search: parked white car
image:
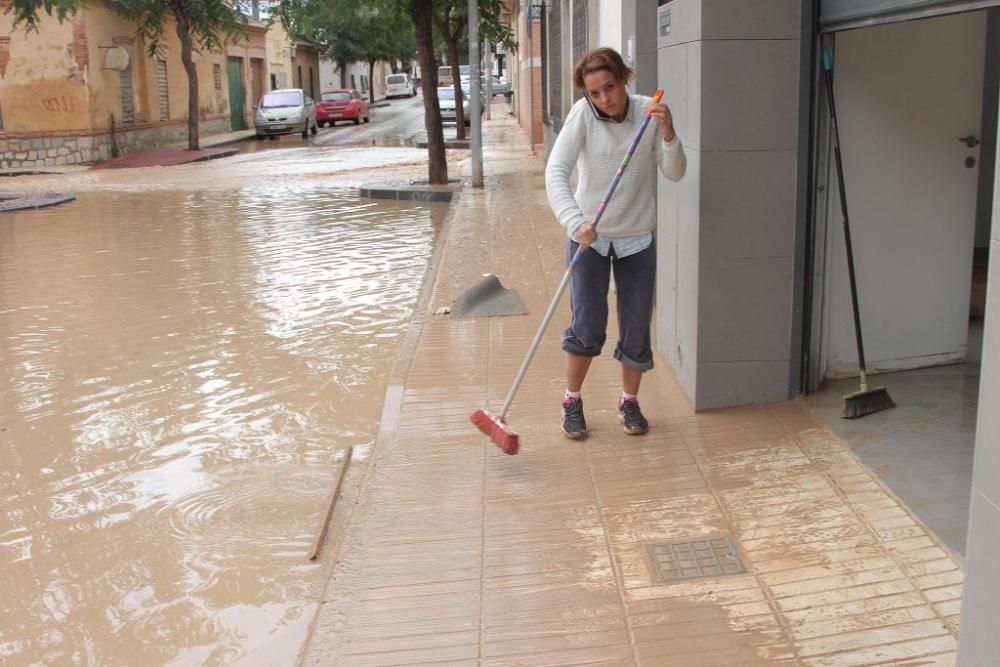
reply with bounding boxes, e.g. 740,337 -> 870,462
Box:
385,73 -> 416,98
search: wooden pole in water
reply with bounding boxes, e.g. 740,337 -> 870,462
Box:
308,446 -> 353,561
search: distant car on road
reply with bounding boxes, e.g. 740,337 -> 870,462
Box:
385,73 -> 417,98
317,89 -> 371,127
481,76 -> 510,96
254,88 -> 318,139
437,86 -> 482,126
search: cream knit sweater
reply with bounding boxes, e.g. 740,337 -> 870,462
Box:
545,94 -> 686,241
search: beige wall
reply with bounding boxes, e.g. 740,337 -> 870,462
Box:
226,23 -> 267,126
292,43 -> 321,99
265,20 -> 292,90
0,13 -> 91,133
0,0 -> 233,137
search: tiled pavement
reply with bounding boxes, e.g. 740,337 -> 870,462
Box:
299,115 -> 963,666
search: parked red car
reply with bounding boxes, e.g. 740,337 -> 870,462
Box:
316,89 -> 371,127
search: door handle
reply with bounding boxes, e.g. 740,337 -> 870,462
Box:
959,135 -> 981,148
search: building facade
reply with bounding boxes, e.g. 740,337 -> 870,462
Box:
0,1 -> 319,167
318,59 -> 392,101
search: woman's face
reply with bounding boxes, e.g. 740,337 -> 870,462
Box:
583,69 -> 627,121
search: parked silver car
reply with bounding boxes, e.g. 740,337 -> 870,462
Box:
254,88 -> 318,139
437,86 -> 483,126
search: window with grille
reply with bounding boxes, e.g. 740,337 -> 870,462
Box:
546,1 -> 563,127
156,59 -> 169,120
572,0 -> 588,102
297,65 -> 303,89
119,66 -> 135,124
214,63 -> 222,90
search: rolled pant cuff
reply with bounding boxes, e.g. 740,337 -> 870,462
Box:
614,347 -> 654,371
562,339 -> 603,358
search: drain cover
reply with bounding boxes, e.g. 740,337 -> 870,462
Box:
644,535 -> 745,583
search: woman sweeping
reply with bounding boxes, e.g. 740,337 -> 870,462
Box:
545,47 -> 686,440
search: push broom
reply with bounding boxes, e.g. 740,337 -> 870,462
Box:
822,50 -> 894,419
471,89 -> 665,454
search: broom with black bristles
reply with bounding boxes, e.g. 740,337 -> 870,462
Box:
471,90 -> 666,453
822,49 -> 894,419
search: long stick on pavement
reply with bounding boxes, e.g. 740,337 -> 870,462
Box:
308,445 -> 353,561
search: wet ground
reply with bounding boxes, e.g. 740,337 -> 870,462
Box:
0,139 -> 452,664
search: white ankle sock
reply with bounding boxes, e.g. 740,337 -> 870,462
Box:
621,391 -> 638,403
565,390 -> 582,400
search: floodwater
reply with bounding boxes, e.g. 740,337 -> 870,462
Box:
0,186 -> 446,665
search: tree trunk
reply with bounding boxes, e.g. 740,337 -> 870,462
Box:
175,9 -> 200,151
447,40 -> 466,140
411,0 -> 447,184
368,60 -> 376,104
339,60 -> 348,89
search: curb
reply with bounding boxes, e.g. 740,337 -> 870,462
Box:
90,147 -> 240,170
415,140 -> 470,149
359,181 -> 461,203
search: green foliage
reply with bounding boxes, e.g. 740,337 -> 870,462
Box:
5,0 -> 248,54
108,0 -> 248,57
277,0 -> 415,67
4,0 -> 83,32
479,0 -> 515,52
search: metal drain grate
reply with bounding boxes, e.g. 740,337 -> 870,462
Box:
644,535 -> 745,583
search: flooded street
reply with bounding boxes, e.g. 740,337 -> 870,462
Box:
0,148 -> 449,664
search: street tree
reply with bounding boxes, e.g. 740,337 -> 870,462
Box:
436,0 -> 467,139
276,0 -> 364,88
357,1 -> 416,104
6,0 -> 248,151
278,0 -> 415,104
277,0 -> 447,184
436,0 -> 515,140
410,0 -> 447,184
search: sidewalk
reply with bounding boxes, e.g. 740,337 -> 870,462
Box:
89,129 -> 255,169
298,114 -> 963,666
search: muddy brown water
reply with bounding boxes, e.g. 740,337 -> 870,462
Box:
0,187 -> 447,665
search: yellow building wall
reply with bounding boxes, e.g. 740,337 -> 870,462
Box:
265,21 -> 294,91
0,0 -> 237,136
226,23 -> 268,128
0,13 -> 91,133
292,44 -> 321,99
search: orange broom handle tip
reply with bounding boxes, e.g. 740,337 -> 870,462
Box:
647,89 -> 664,111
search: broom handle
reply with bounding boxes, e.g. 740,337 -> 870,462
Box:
822,50 -> 870,389
499,90 -> 664,419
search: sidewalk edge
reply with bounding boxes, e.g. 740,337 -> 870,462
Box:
294,186 -> 466,664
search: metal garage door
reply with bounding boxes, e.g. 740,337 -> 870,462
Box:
821,0 -> 1000,31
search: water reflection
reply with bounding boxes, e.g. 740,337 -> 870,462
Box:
0,187 -> 445,664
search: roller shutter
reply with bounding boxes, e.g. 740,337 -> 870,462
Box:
821,0 -> 1000,31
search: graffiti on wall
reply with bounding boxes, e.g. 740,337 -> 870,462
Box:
41,96 -> 76,113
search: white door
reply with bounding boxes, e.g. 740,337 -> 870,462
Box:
821,11 -> 986,378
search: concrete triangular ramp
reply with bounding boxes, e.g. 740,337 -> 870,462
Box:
450,272 -> 528,318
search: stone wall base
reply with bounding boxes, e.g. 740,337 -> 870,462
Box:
0,119 -> 232,168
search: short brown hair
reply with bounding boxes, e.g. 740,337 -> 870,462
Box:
573,47 -> 634,91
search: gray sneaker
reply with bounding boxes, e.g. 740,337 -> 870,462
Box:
618,398 -> 649,435
561,397 -> 588,440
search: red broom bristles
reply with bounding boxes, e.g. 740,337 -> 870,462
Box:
470,409 -> 519,455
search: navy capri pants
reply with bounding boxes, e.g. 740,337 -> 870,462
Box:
562,239 -> 656,370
